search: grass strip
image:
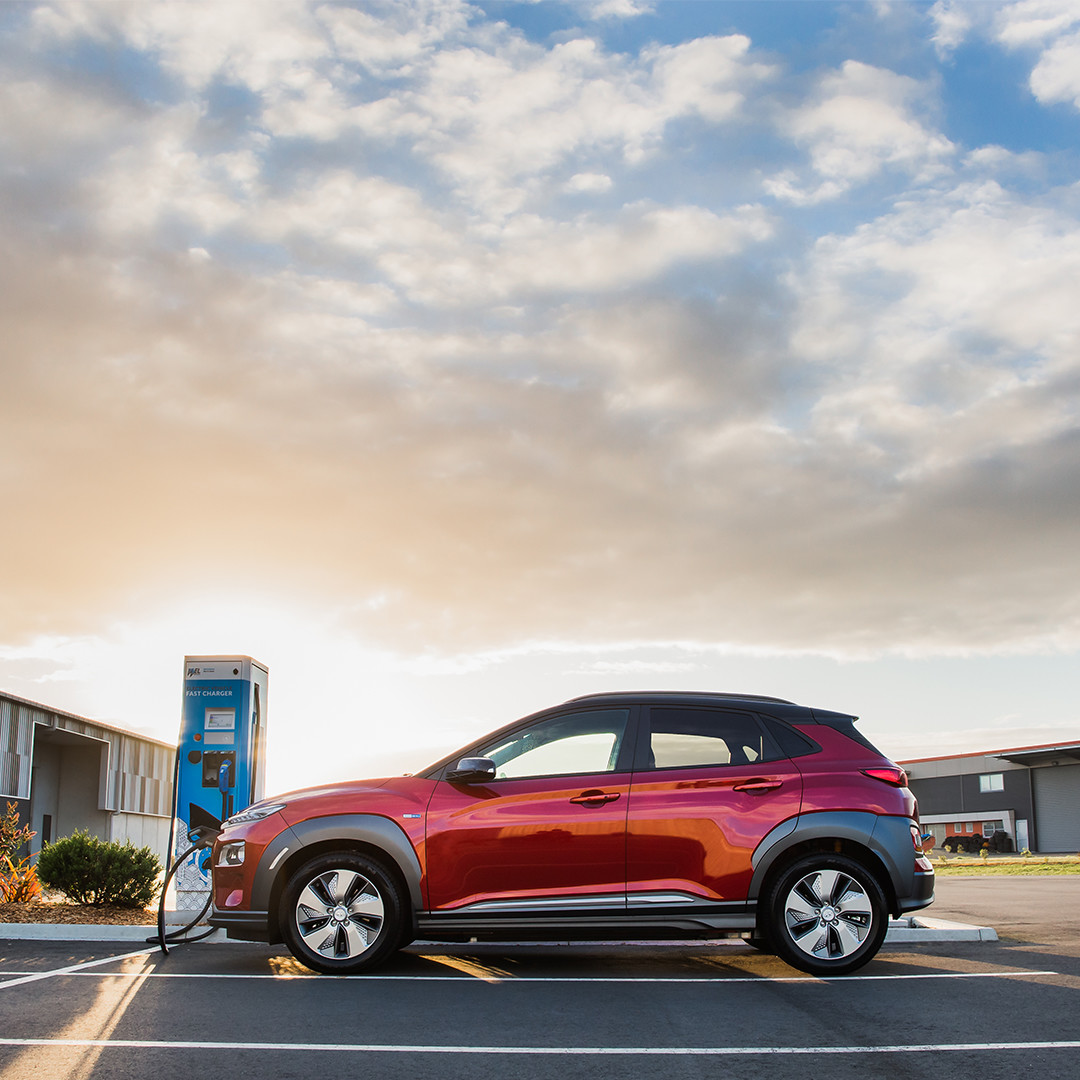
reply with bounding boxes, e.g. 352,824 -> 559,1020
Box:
932,861 -> 1080,875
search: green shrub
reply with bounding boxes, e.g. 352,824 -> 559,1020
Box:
36,831 -> 162,908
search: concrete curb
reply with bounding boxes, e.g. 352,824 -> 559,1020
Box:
0,922 -> 227,943
886,916 -> 998,942
1,918 -> 997,944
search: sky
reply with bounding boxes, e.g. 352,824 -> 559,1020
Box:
2,0 -> 1079,795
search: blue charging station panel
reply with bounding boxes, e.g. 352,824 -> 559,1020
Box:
172,655 -> 268,908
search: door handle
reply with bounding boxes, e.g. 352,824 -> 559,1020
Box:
732,779 -> 783,794
569,790 -> 621,806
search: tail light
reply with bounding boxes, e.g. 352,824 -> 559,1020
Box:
861,767 -> 908,787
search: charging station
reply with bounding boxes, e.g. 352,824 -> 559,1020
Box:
171,655 -> 268,910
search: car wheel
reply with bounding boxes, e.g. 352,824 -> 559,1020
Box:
765,854 -> 888,976
280,852 -> 404,974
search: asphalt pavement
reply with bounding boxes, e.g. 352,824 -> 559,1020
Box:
1,875 -> 1078,1080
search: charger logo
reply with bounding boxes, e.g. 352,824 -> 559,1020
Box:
187,667 -> 201,677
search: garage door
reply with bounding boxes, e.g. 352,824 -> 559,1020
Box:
1033,764 -> 1080,852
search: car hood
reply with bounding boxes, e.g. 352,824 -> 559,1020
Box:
269,777 -> 394,804
270,774 -> 435,826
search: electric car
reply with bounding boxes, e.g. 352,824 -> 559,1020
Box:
209,691 -> 934,976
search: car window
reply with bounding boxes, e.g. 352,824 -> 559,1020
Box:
479,708 -> 630,780
646,708 -> 778,769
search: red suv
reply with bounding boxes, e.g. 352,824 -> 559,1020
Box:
209,692 -> 934,976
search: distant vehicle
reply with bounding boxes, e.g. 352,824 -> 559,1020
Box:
210,691 -> 934,976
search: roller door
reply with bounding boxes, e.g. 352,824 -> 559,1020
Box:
1032,764 -> 1080,852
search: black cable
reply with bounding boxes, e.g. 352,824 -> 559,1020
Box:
149,837 -> 218,953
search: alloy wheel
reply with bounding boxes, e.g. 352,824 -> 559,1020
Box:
782,868 -> 873,961
294,868 -> 385,961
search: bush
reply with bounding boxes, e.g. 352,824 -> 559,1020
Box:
0,801 -> 34,862
36,831 -> 162,908
0,803 -> 41,903
1,854 -> 42,902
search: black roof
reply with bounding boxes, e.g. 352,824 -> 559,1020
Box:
566,690 -> 795,706
562,690 -> 846,725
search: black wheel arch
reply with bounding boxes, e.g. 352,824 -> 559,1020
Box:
750,813 -> 902,923
253,814 -> 423,944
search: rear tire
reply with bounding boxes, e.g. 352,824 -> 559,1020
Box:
280,852 -> 404,974
765,854 -> 888,976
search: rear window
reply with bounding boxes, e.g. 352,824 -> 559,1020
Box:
759,715 -> 820,759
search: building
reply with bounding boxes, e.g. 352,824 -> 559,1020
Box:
0,689 -> 175,861
903,740 -> 1080,854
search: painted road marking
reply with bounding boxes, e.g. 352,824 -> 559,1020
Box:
0,1038 -> 1079,1055
0,969 -> 1056,983
0,949 -> 155,991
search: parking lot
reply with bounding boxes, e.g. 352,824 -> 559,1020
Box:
2,877 -> 1079,1080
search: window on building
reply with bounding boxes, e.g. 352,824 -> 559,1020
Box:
983,820 -> 1004,835
979,772 -> 1004,793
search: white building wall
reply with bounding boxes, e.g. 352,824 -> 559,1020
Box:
108,812 -> 172,861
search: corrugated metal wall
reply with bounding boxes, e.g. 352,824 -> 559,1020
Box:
105,733 -> 173,816
1032,764 -> 1080,852
0,692 -> 173,816
1,697 -> 34,800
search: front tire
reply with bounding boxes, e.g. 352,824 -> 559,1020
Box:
765,854 -> 888,976
280,852 -> 404,974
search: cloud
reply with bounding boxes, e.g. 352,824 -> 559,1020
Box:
395,32 -> 772,213
773,177 -> 1080,650
30,1 -> 775,224
579,0 -> 656,19
926,2 -> 1080,115
1026,28 -> 1080,108
936,0 -> 1080,113
929,1 -> 977,56
378,202 -> 774,304
993,1 -> 1080,111
2,0 -> 1080,675
564,172 -> 614,194
994,0 -> 1080,48
33,0 -> 334,91
766,61 -> 954,203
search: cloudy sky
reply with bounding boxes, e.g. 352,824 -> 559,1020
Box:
2,0 -> 1079,793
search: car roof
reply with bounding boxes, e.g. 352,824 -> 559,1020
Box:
561,690 -> 826,725
565,690 -> 795,706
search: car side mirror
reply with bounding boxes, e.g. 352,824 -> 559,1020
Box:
446,756 -> 497,783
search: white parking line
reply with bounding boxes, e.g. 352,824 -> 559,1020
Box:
0,1038 -> 1079,1055
0,949 -> 155,991
0,969 -> 1056,983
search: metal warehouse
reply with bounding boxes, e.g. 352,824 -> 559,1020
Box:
903,740 -> 1080,854
0,689 -> 174,860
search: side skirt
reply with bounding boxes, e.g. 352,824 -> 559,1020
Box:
416,903 -> 758,943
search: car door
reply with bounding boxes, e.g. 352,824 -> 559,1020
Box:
425,706 -> 635,912
626,706 -> 803,904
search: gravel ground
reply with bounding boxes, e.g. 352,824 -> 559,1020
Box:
0,895 -> 157,924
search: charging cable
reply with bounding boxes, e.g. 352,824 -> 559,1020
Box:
149,826 -> 221,955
